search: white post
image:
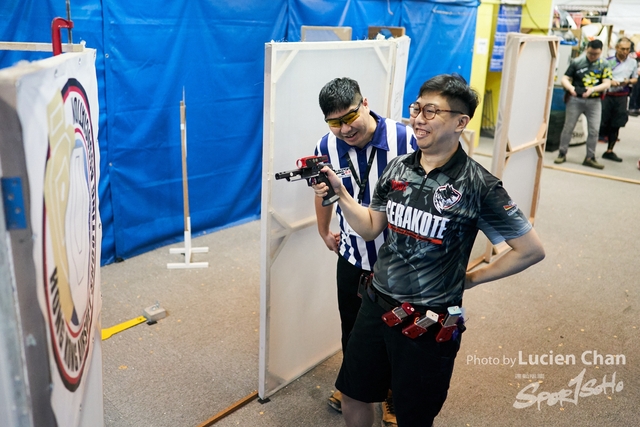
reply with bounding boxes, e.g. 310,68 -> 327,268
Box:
167,90 -> 208,269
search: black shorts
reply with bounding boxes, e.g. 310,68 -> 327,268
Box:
336,291 -> 461,427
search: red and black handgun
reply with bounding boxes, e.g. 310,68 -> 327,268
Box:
275,155 -> 339,206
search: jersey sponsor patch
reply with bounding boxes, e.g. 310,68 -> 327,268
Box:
386,200 -> 449,244
334,167 -> 352,178
503,200 -> 519,216
391,179 -> 409,192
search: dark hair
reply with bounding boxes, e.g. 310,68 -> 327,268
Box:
319,77 -> 362,117
417,74 -> 479,119
587,39 -> 603,50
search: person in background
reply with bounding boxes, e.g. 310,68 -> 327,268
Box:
599,37 -> 638,162
314,77 -> 416,427
314,74 -> 545,427
627,41 -> 640,117
555,39 -> 612,169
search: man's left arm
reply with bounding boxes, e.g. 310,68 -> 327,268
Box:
465,228 -> 545,290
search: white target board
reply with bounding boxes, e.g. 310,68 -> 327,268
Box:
260,37 -> 410,398
0,49 -> 103,427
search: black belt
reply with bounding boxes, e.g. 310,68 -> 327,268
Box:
358,273 -> 458,316
361,280 -> 397,311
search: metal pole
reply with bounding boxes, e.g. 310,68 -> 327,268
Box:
66,0 -> 73,43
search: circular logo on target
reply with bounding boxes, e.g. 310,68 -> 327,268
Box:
43,78 -> 98,391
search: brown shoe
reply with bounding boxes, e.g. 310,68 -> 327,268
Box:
554,154 -> 566,164
328,390 -> 342,413
381,390 -> 397,427
582,157 -> 604,170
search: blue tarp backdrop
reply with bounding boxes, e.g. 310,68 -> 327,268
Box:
0,0 -> 479,265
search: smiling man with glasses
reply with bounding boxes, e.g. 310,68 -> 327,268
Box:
312,74 -> 545,427
314,77 -> 416,425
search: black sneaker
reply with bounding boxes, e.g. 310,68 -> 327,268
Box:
554,154 -> 566,164
582,157 -> 604,169
602,151 -> 622,162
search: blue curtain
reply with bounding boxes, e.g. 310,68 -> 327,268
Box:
0,0 -> 478,264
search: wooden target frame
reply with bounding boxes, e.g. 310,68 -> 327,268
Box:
469,33 -> 558,269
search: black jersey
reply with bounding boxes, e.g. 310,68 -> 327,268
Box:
370,144 -> 532,307
565,55 -> 612,97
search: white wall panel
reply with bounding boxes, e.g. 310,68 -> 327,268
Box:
260,38 -> 410,398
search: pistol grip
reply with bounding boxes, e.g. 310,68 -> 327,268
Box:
317,172 -> 339,206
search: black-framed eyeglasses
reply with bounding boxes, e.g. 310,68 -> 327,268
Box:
325,100 -> 362,127
408,102 -> 464,120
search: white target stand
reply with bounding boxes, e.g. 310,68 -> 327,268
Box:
167,90 -> 209,269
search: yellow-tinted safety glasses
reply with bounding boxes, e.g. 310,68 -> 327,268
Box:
325,101 -> 362,128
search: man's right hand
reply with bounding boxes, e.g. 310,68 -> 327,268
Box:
320,230 -> 340,253
313,166 -> 342,199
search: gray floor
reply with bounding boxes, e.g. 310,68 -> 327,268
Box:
101,115 -> 640,427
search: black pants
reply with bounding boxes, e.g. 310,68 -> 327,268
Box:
336,256 -> 369,352
599,95 -> 629,150
629,83 -> 640,110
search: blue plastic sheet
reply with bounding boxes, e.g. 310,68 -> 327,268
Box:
401,1 -> 478,107
1,0 -> 478,264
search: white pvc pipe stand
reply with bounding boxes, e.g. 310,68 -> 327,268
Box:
167,217 -> 208,269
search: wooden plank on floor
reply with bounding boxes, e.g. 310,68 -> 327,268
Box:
196,391 -> 259,427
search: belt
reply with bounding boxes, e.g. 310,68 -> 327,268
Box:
363,282 -> 397,311
358,273 -> 457,316
606,91 -> 629,97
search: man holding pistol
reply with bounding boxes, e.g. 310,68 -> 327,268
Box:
314,77 -> 416,423
314,74 -> 545,427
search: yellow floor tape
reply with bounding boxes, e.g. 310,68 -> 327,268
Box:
101,315 -> 147,340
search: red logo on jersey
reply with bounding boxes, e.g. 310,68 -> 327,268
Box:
391,180 -> 409,192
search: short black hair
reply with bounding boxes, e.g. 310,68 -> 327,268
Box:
417,74 -> 479,119
319,77 -> 362,117
587,39 -> 603,50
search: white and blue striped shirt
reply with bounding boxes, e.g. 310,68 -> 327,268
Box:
314,111 -> 416,271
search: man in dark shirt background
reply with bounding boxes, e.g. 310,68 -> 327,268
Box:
555,39 -> 612,169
